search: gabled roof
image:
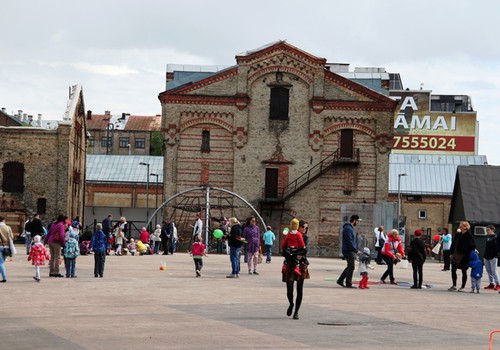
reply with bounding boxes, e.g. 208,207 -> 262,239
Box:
87,114 -> 160,131
124,116 -> 161,131
160,40 -> 397,109
449,165 -> 500,224
0,109 -> 23,126
389,154 -> 488,196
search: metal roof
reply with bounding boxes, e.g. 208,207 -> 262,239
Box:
389,154 -> 488,195
86,155 -> 163,183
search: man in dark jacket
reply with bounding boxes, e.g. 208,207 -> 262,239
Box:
160,219 -> 172,255
337,215 -> 361,288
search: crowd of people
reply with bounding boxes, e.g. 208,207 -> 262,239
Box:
338,217 -> 500,294
3,211 -> 500,323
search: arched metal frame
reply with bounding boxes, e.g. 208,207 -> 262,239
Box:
146,185 -> 267,245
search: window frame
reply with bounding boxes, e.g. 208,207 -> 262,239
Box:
135,138 -> 146,149
119,137 -> 130,148
269,86 -> 290,120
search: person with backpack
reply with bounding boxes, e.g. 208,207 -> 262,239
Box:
43,214 -> 67,278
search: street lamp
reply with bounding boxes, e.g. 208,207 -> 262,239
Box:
139,162 -> 150,230
150,173 -> 159,226
397,173 -> 408,241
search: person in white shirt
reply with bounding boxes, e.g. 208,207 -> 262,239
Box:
192,215 -> 203,240
440,228 -> 452,271
374,226 -> 386,265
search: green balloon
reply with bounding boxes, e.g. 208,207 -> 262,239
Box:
213,229 -> 223,239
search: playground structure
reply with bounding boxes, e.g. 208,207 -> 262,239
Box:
146,186 -> 266,250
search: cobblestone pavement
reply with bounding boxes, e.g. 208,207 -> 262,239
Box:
1,245 -> 499,349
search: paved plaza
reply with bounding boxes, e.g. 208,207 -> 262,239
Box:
1,245 -> 500,350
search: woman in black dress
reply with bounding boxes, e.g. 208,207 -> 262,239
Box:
448,221 -> 476,292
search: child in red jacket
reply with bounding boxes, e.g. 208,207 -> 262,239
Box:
28,235 -> 50,282
191,234 -> 208,277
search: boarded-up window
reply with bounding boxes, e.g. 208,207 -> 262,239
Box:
201,130 -> 210,152
269,87 -> 289,120
2,161 -> 24,193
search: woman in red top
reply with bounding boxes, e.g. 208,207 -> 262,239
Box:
380,229 -> 406,285
281,219 -> 309,320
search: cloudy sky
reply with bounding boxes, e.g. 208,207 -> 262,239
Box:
1,0 -> 499,163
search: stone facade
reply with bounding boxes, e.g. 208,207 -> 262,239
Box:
0,85 -> 87,235
159,42 -> 397,256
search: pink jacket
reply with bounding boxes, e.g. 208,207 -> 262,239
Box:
44,221 -> 65,246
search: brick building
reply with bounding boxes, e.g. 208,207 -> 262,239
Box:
0,85 -> 87,236
159,41 -> 397,256
86,112 -> 161,155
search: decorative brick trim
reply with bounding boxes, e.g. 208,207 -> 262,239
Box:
248,65 -> 313,85
160,67 -> 238,97
236,41 -> 326,68
159,94 -> 238,106
180,115 -> 233,133
324,122 -> 376,138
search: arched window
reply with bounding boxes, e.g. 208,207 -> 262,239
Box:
2,161 -> 24,193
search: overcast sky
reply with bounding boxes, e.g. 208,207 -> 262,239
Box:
1,0 -> 499,164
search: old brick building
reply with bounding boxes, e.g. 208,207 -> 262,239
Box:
0,85 -> 87,235
159,41 -> 397,256
86,112 -> 161,156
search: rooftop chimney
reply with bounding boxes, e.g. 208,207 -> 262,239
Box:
105,110 -> 111,116
37,114 -> 42,127
87,110 -> 92,120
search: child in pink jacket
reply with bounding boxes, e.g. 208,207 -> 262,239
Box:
28,235 -> 50,282
191,235 -> 207,277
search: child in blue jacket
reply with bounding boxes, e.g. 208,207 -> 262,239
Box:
468,250 -> 483,293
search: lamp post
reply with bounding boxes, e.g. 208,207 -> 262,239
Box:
140,162 -> 150,230
150,173 -> 159,226
397,173 -> 408,242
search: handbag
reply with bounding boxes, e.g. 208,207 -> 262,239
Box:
432,243 -> 441,255
451,251 -> 465,265
1,235 -> 13,257
2,245 -> 12,258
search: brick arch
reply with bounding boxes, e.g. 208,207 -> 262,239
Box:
323,123 -> 376,138
248,65 -> 313,85
180,116 -> 234,133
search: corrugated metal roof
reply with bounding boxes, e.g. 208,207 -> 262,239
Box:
86,155 -> 163,183
389,154 -> 488,195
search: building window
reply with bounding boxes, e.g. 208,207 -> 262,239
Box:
2,161 -> 24,193
418,210 -> 427,219
135,138 -> 145,148
37,198 -> 47,214
88,135 -> 94,147
119,137 -> 130,148
201,130 -> 210,152
269,87 -> 289,120
101,137 -> 111,147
